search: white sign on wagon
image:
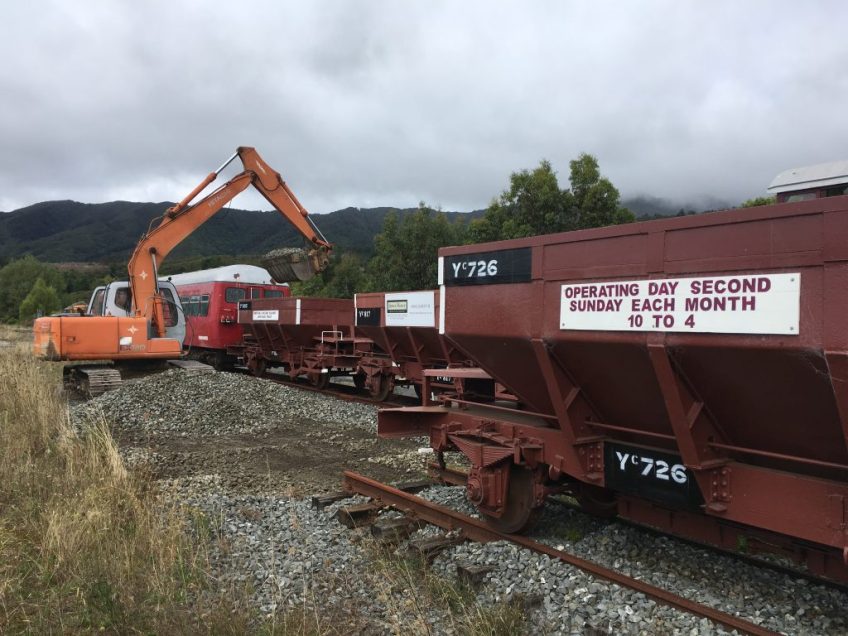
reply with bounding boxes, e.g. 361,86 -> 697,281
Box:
252,309 -> 279,321
385,291 -> 436,327
559,273 -> 800,335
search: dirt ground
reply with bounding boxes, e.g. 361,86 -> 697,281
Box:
10,317 -> 423,500
116,410 -> 428,498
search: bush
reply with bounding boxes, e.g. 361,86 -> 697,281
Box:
18,277 -> 61,323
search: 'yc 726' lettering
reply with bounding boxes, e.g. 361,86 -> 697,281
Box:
451,259 -> 498,278
615,451 -> 687,484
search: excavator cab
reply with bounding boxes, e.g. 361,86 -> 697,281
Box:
85,281 -> 186,345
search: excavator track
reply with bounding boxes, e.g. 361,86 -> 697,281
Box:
64,366 -> 123,398
63,359 -> 214,399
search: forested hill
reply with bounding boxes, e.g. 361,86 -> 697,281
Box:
0,200 -> 483,264
0,195 -> 731,267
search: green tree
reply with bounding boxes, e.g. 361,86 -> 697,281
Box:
740,195 -> 777,208
569,153 -> 635,229
18,277 -> 61,323
470,160 -> 575,242
325,253 -> 367,298
0,255 -> 65,323
368,203 -> 466,291
470,153 -> 634,243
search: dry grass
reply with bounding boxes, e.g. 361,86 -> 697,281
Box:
0,344 -> 254,633
0,338 -> 526,634
0,324 -> 29,347
369,544 -> 527,636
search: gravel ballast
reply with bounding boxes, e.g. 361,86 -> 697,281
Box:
68,370 -> 848,634
418,484 -> 848,635
72,369 -> 379,437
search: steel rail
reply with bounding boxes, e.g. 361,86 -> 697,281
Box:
426,462 -> 848,594
256,372 -> 416,408
343,470 -> 778,636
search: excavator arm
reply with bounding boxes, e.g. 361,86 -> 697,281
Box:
127,146 -> 331,337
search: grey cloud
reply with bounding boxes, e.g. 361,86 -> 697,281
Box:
1,1 -> 847,214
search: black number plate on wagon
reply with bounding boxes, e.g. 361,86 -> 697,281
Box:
604,442 -> 704,509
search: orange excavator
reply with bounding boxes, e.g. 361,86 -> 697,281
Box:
33,146 -> 331,394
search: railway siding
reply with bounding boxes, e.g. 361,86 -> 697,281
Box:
63,371 -> 848,634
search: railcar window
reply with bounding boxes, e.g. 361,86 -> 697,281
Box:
251,287 -> 262,299
265,289 -> 284,298
160,288 -> 178,327
785,192 -> 817,202
225,287 -> 246,303
179,294 -> 208,317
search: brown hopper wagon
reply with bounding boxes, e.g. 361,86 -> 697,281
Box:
232,291 -> 495,401
379,193 -> 848,582
233,297 -> 369,388
354,290 -> 493,400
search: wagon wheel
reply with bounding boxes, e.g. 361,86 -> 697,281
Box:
480,466 -> 542,534
248,357 -> 267,377
311,372 -> 331,390
576,484 -> 618,518
353,372 -> 367,391
368,374 -> 392,401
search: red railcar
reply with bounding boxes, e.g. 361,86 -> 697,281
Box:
379,194 -> 848,582
166,265 -> 290,368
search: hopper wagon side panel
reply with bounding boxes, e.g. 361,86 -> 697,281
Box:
440,199 -> 848,474
355,290 -> 454,367
238,297 -> 357,367
416,195 -> 848,569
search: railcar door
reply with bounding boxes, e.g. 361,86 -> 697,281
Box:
158,283 -> 186,345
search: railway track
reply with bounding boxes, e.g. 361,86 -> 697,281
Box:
340,470 -> 779,636
427,463 -> 848,595
251,369 -> 417,408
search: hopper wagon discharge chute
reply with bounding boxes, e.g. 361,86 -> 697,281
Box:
378,160 -> 848,583
32,146 -> 331,395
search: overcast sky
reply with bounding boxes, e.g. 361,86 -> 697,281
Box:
1,1 -> 846,214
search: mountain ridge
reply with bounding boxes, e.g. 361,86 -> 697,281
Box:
0,196 -> 731,265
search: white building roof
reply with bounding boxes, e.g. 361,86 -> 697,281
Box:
164,264 -> 286,286
768,160 -> 848,194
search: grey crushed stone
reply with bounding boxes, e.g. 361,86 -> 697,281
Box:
68,371 -> 848,634
70,369 -> 378,437
419,484 -> 848,636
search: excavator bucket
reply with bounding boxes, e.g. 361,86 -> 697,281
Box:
262,247 -> 330,283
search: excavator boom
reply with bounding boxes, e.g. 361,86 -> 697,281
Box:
129,147 -> 331,337
34,147 -> 332,363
